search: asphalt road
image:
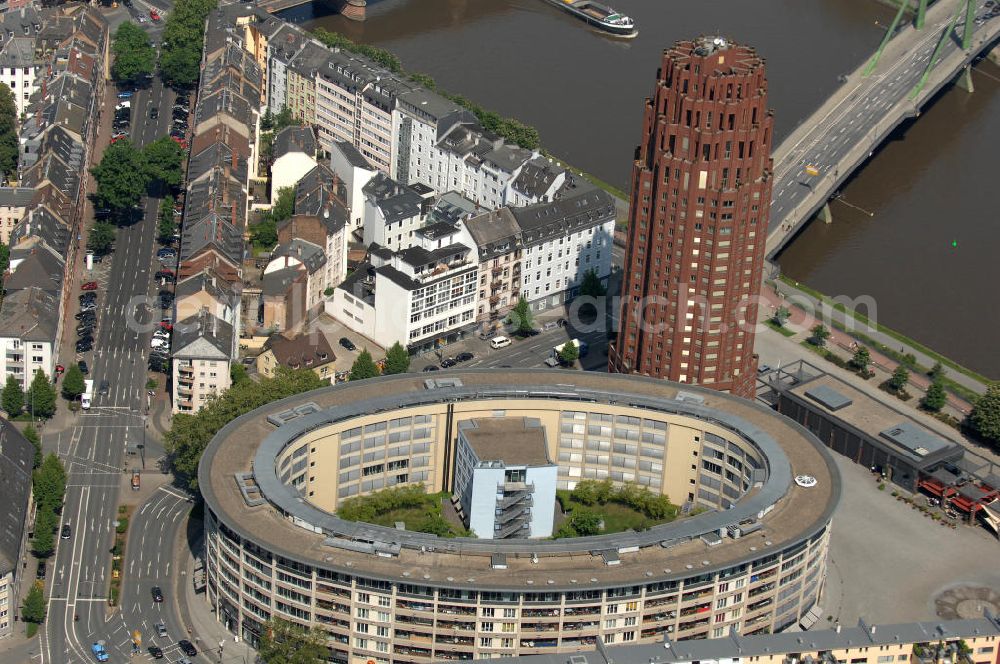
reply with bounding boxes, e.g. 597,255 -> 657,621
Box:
38,34 -> 182,664
768,0 -> 997,234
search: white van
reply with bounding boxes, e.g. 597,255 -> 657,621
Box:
489,336 -> 512,349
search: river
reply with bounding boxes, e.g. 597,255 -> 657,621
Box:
283,0 -> 1000,379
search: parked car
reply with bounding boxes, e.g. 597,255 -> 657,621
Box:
79,293 -> 97,302
339,337 -> 357,351
77,361 -> 89,374
75,311 -> 96,321
178,640 -> 197,656
79,302 -> 97,312
149,8 -> 160,21
116,91 -> 133,100
76,340 -> 93,353
156,248 -> 176,259
55,364 -> 65,375
156,621 -> 168,638
147,645 -> 163,659
36,561 -> 46,579
422,365 -> 439,372
81,281 -> 98,291
455,352 -> 474,362
440,358 -> 457,368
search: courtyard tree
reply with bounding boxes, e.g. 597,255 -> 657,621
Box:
0,83 -> 17,179
578,269 -> 606,297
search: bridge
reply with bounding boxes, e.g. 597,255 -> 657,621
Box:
766,0 -> 1000,258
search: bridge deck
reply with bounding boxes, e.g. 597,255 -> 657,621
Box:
766,0 -> 1000,258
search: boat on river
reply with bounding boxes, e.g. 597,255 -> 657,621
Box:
541,0 -> 637,37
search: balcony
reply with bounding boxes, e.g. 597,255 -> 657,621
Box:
491,280 -> 504,289
433,636 -> 474,647
677,616 -> 710,631
177,386 -> 193,397
643,611 -> 676,623
436,620 -> 475,631
178,365 -> 194,376
395,629 -> 433,644
397,614 -> 434,627
523,608 -> 561,618
437,604 -> 476,616
393,645 -> 432,659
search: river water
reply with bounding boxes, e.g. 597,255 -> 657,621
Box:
285,0 -> 1000,379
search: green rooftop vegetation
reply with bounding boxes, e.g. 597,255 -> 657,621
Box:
555,479 -> 678,538
337,484 -> 469,538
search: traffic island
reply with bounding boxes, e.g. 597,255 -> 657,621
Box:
108,504 -> 132,607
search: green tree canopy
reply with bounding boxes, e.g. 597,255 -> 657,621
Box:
888,365 -> 910,392
61,364 -> 85,402
230,362 -> 250,386
33,453 -> 66,513
928,361 -> 945,380
771,306 -> 790,327
2,374 -> 23,417
164,368 -> 326,489
970,383 -> 1000,445
158,196 -> 177,243
91,140 -> 151,217
0,83 -> 17,178
349,350 -> 379,381
23,423 -> 41,468
508,297 -> 534,336
258,618 -> 328,664
558,341 -> 580,365
159,0 -> 217,88
850,346 -> 871,371
27,369 -> 56,419
87,221 -> 117,255
112,22 -> 156,83
809,324 -> 830,347
566,509 -> 602,536
143,136 -> 185,190
271,186 -> 295,224
382,342 -> 410,375
921,379 -> 947,413
578,269 -> 607,297
31,507 -> 56,558
22,581 -> 46,622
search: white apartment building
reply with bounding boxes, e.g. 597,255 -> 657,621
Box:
328,140 -> 376,231
0,287 -> 57,391
0,37 -> 39,117
171,310 -> 234,414
330,228 -> 478,352
361,172 -> 431,250
512,188 -> 616,310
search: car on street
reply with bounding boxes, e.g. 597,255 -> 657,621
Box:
61,524 -> 71,540
99,380 -> 110,395
757,364 -> 772,375
455,352 -> 474,362
422,365 -> 439,372
151,585 -> 163,602
156,621 -> 168,638
91,641 -> 110,662
178,640 -> 197,656
147,645 -> 163,659
339,337 -> 357,351
149,107 -> 158,119
78,361 -> 89,374
116,91 -> 133,99
440,358 -> 457,368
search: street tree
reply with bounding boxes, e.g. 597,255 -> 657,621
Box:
31,507 -> 56,558
257,618 -> 327,664
61,364 -> 86,402
0,82 -> 17,179
970,383 -> 1000,445
27,369 -> 56,419
850,346 -> 871,371
22,581 -> 46,623
91,140 -> 151,217
112,22 -> 156,83
33,454 -> 67,513
809,324 -> 830,347
558,341 -> 580,366
2,374 -> 23,416
158,196 -> 176,243
928,361 -> 945,380
87,221 -> 117,255
349,350 -> 379,381
143,136 -> 185,190
508,297 -> 534,336
888,365 -> 910,393
23,424 -> 42,468
382,342 -> 410,375
771,306 -> 790,327
578,269 -> 606,297
921,379 -> 947,413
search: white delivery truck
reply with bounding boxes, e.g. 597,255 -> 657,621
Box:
81,379 -> 94,410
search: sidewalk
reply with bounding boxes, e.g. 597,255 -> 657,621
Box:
771,279 -> 990,397
174,520 -> 255,664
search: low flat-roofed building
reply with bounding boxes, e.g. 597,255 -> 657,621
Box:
765,361 -> 964,491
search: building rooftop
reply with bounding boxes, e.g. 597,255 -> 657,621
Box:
0,420 -> 35,577
511,156 -> 565,199
262,331 -> 335,370
273,126 -> 317,161
0,286 -> 59,342
171,309 -> 233,359
511,188 -> 615,248
332,140 -> 373,170
0,187 -> 38,209
363,173 -> 423,225
199,370 -> 839,590
460,418 -> 552,467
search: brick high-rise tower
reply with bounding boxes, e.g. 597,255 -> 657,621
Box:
609,37 -> 773,398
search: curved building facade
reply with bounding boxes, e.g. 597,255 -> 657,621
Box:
199,370 -> 839,662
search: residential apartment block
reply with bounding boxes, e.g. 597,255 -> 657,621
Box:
0,420 -> 35,639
